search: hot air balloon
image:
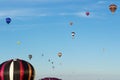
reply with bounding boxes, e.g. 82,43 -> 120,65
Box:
52,66 -> 55,70
40,77 -> 62,80
58,52 -> 62,57
17,41 -> 21,45
28,54 -> 32,60
42,53 -> 44,56
109,4 -> 117,14
51,62 -> 54,64
86,12 -> 90,16
71,32 -> 75,39
69,22 -> 73,26
0,59 -> 35,80
102,48 -> 106,53
48,59 -> 51,62
6,17 -> 11,24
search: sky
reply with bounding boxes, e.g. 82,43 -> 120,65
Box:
0,0 -> 120,80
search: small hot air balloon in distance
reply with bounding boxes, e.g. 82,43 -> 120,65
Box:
51,62 -> 54,64
28,54 -> 32,60
0,59 -> 35,80
109,4 -> 117,14
69,21 -> 73,26
41,77 -> 62,80
71,32 -> 75,39
42,53 -> 44,56
102,48 -> 106,53
86,11 -> 90,16
17,41 -> 21,45
52,66 -> 55,70
58,52 -> 62,57
48,59 -> 51,62
6,17 -> 11,24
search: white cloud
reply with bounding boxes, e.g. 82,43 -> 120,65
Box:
59,11 -> 92,18
97,1 -> 108,4
0,9 -> 50,17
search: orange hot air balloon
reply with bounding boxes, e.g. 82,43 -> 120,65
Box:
109,4 -> 117,14
58,52 -> 62,57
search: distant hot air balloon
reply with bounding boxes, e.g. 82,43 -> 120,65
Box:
69,22 -> 73,26
51,62 -> 54,64
41,77 -> 62,80
58,52 -> 62,57
28,54 -> 32,60
48,59 -> 51,62
0,59 -> 35,80
17,41 -> 21,45
86,12 -> 90,16
71,32 -> 75,39
102,48 -> 106,53
109,4 -> 117,14
52,66 -> 55,70
6,17 -> 11,24
42,53 -> 44,56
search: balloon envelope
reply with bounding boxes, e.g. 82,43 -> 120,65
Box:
0,59 -> 35,80
41,77 -> 62,80
69,22 -> 73,26
86,12 -> 90,16
28,54 -> 32,60
6,17 -> 11,24
17,41 -> 21,45
109,4 -> 117,13
71,32 -> 75,39
58,52 -> 62,57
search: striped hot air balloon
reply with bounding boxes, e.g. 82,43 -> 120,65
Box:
0,58 -> 35,80
40,77 -> 62,80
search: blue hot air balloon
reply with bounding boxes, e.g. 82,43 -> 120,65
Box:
6,17 -> 11,24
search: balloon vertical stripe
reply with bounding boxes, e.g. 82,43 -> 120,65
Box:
20,60 -> 24,80
9,61 -> 14,80
0,62 -> 7,80
14,60 -> 20,80
0,59 -> 35,80
28,63 -> 32,80
4,60 -> 12,80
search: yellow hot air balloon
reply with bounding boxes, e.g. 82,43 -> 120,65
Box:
58,52 -> 62,57
17,41 -> 21,45
109,4 -> 117,14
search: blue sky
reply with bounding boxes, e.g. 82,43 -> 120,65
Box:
0,0 -> 120,80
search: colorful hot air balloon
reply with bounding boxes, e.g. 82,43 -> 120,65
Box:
40,77 -> 62,80
109,4 -> 117,14
0,59 -> 35,80
6,17 -> 11,24
28,54 -> 32,60
58,52 -> 62,57
71,32 -> 75,39
86,12 -> 90,16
